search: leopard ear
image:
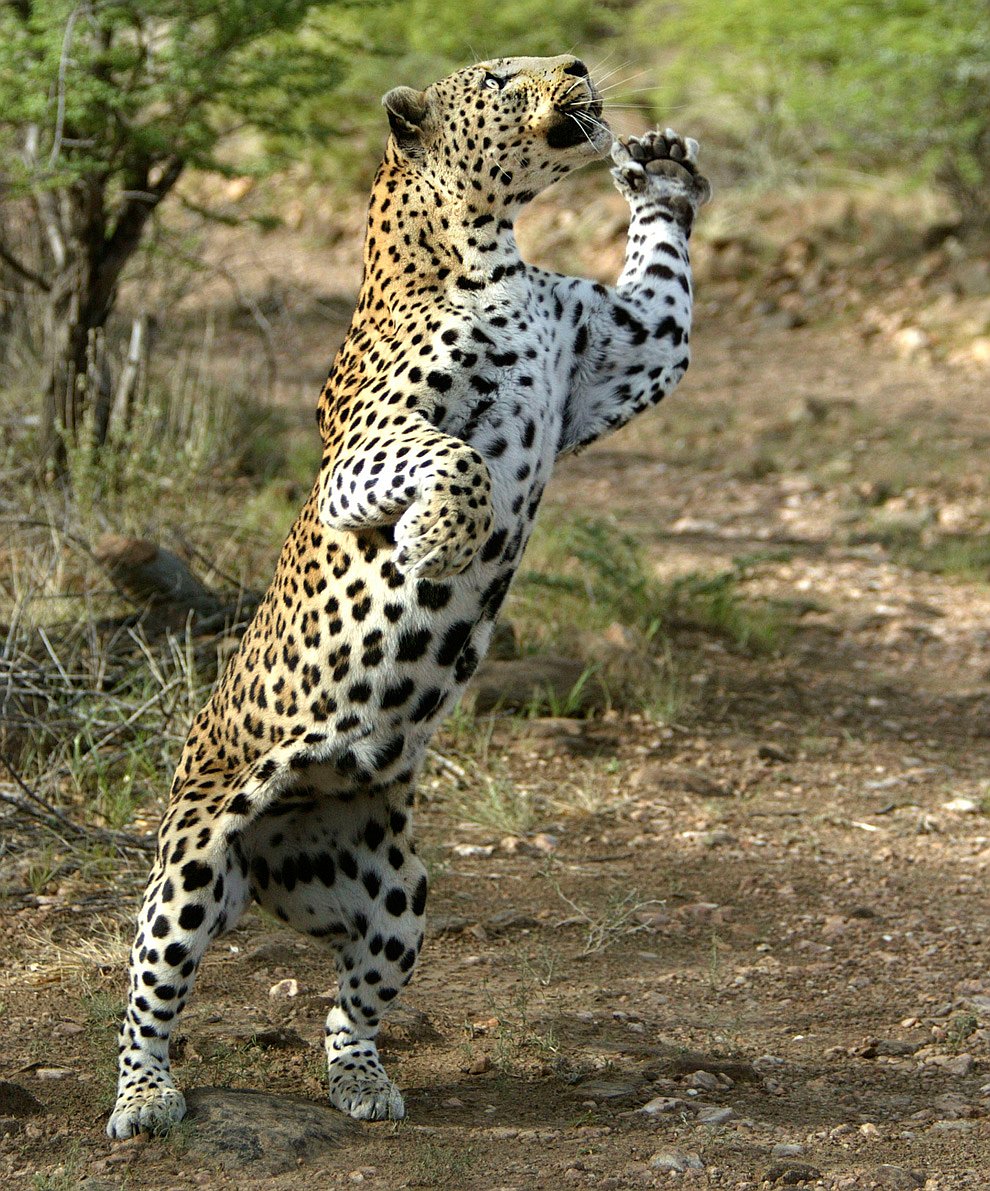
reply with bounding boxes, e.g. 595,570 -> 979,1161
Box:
382,86 -> 430,147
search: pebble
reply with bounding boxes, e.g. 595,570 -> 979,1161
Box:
529,832 -> 559,854
451,843 -> 494,857
943,797 -> 978,813
650,1149 -> 704,1172
268,978 -> 299,998
638,1096 -> 694,1116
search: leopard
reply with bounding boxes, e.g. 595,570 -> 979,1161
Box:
107,53 -> 711,1139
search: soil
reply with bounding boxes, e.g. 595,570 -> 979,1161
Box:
2,282 -> 990,1186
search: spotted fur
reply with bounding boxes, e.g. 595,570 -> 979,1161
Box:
107,55 -> 710,1139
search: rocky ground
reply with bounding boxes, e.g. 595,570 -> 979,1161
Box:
2,227 -> 990,1188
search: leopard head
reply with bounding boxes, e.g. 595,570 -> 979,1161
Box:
381,55 -> 610,212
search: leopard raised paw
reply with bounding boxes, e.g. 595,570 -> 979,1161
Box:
611,128 -> 712,223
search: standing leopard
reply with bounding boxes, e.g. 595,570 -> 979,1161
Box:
107,54 -> 711,1138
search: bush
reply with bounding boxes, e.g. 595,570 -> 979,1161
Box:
633,0 -> 990,225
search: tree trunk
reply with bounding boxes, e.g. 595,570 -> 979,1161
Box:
40,160 -> 183,473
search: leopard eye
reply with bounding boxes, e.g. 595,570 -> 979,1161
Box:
483,73 -> 506,92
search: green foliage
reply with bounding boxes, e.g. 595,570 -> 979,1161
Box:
0,1 -> 350,193
518,515 -> 787,653
632,0 -> 990,220
300,0 -> 614,183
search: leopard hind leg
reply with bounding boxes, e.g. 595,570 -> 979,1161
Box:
108,803 -> 252,1139
244,786 -> 427,1121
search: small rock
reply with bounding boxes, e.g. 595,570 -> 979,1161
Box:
429,914 -> 469,935
686,1070 -> 721,1092
928,1053 -> 974,1076
451,843 -> 494,857
0,1082 -> 45,1117
930,1118 -> 977,1132
943,797 -> 978,813
763,1161 -> 822,1185
874,1040 -> 920,1057
932,1093 -> 969,1118
696,1104 -> 735,1124
770,1144 -> 805,1159
486,909 -> 539,933
873,1166 -> 925,1189
529,832 -> 559,854
441,1097 -> 464,1108
34,1068 -> 73,1081
466,1055 -> 491,1075
670,1054 -> 759,1084
182,1087 -> 357,1177
638,1096 -> 694,1116
758,743 -> 791,763
649,1149 -> 704,1172
268,978 -> 299,998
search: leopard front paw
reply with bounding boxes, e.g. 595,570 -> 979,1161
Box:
394,498 -> 492,580
611,129 -> 712,214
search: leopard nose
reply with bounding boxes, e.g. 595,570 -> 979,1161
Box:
562,59 -> 589,78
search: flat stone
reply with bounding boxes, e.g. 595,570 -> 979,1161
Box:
650,1149 -> 704,1172
763,1162 -> 823,1185
929,1052 -> 976,1081
486,909 -> 540,933
874,1040 -> 920,1057
183,1087 -> 356,1175
0,1082 -> 45,1116
770,1144 -> 805,1159
638,1096 -> 695,1116
873,1166 -> 926,1189
268,978 -> 299,998
695,1104 -> 736,1124
429,914 -> 469,935
572,1078 -> 643,1100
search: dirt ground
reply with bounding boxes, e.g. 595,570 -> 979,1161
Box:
3,285 -> 990,1187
